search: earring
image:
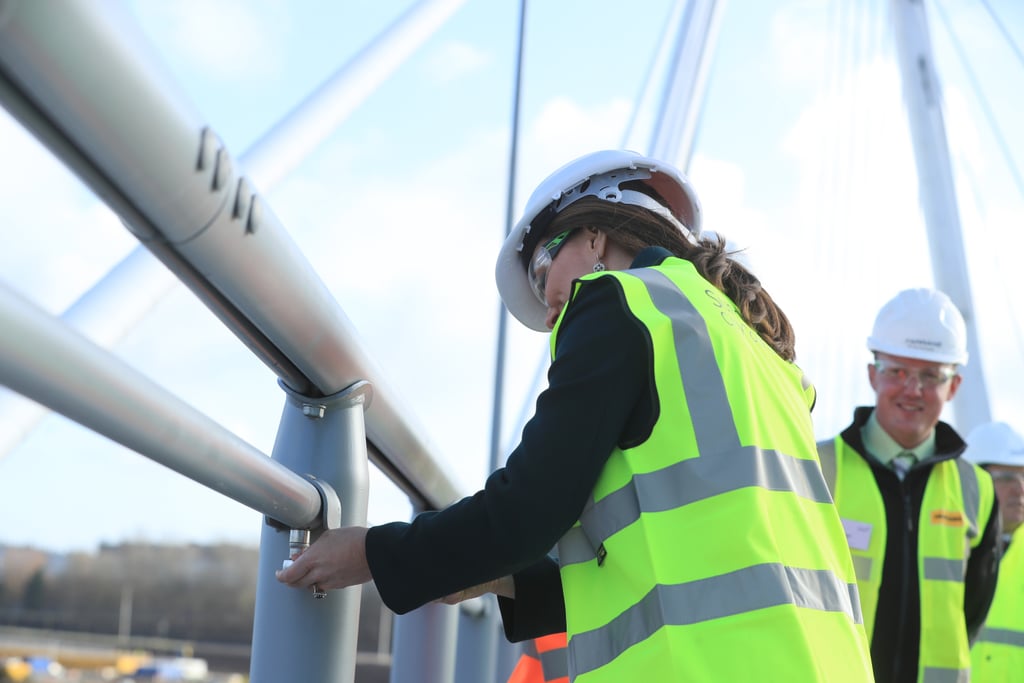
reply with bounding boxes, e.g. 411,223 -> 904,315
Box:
593,260 -> 606,272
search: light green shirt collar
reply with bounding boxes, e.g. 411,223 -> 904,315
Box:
861,410 -> 936,465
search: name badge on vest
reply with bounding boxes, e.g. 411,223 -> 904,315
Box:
841,518 -> 872,551
930,510 -> 965,527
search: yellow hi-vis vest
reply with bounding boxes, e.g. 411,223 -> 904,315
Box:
551,258 -> 874,683
971,526 -> 1024,682
819,437 -> 995,683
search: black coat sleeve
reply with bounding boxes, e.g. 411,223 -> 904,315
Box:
496,557 -> 565,642
365,275 -> 651,621
964,494 -> 1002,643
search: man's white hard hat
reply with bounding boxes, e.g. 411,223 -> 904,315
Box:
962,421 -> 1024,468
866,288 -> 969,365
495,150 -> 702,332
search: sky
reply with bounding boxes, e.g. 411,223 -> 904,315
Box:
0,0 -> 1022,553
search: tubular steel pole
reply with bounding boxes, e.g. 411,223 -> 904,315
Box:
390,598 -> 459,683
0,3 -> 469,679
0,0 -> 463,511
479,0 -> 530,678
647,0 -> 726,168
250,381 -> 371,683
454,597 -> 502,683
0,0 -> 468,463
0,280 -> 322,530
890,0 -> 991,431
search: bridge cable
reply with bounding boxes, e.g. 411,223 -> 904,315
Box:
489,0 -> 528,472
932,0 -> 1024,199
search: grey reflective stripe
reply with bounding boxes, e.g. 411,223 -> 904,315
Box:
852,555 -> 872,581
817,438 -> 837,499
955,458 -> 981,540
562,270 -> 854,675
632,269 -> 740,456
539,648 -> 569,680
568,563 -> 863,677
558,525 -> 597,566
922,667 -> 969,683
978,626 -> 1024,647
923,556 -> 966,582
558,270 -> 830,567
557,445 -> 833,566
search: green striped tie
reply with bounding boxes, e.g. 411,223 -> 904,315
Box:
892,451 -> 916,479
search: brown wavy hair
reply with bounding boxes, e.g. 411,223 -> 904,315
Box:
541,196 -> 797,362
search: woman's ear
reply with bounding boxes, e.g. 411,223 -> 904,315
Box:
590,229 -> 607,257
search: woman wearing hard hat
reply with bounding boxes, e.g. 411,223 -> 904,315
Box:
963,421 -> 1024,682
817,288 -> 1001,683
277,150 -> 874,681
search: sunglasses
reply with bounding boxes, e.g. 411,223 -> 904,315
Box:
527,229 -> 577,305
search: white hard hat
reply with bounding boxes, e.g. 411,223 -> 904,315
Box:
495,150 -> 702,332
962,421 -> 1024,468
866,288 -> 968,365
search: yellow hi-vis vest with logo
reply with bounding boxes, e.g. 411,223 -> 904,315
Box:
551,258 -> 873,683
820,437 -> 994,683
971,526 -> 1024,682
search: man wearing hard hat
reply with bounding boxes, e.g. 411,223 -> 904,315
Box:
818,288 -> 1001,683
963,421 -> 1024,682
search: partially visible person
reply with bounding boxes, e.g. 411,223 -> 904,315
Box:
278,149 -> 874,681
507,633 -> 568,683
817,287 -> 1001,683
963,421 -> 1024,682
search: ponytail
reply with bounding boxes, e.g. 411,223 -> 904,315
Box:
688,235 -> 796,362
547,198 -> 797,361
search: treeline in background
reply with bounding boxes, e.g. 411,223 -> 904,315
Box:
0,542 -> 391,679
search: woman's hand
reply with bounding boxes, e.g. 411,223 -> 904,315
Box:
435,575 -> 515,605
275,526 -> 372,596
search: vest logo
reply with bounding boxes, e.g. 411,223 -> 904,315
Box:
905,337 -> 942,350
930,510 -> 965,527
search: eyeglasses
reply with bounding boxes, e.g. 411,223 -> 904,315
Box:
527,229 -> 577,305
873,359 -> 956,388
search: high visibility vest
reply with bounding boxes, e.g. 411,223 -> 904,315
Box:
820,438 -> 995,683
507,633 -> 569,683
971,527 -> 1024,682
551,258 -> 873,682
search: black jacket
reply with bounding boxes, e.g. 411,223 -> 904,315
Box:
837,406 -> 1001,683
365,249 -> 671,638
